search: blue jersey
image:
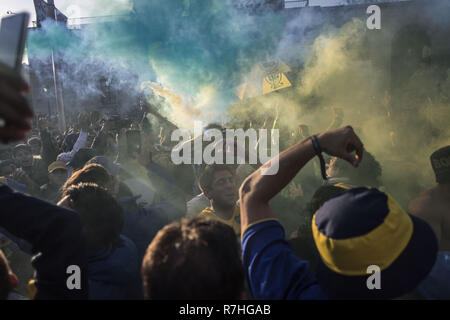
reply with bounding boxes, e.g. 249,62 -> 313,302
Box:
241,219 -> 327,299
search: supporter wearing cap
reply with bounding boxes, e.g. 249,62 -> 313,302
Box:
312,187 -> 437,299
27,137 -> 41,157
239,126 -> 438,299
40,161 -> 67,204
409,145 -> 450,299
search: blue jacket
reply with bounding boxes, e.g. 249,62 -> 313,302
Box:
88,235 -> 141,300
119,196 -> 170,263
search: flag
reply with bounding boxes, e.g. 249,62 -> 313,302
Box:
33,0 -> 68,26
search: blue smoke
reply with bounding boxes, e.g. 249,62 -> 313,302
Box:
27,0 -> 287,115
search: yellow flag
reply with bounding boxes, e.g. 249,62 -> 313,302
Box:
262,72 -> 292,95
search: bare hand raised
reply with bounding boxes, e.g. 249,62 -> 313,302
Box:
317,125 -> 364,167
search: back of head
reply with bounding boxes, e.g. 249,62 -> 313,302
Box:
62,183 -> 123,251
430,145 -> 450,184
309,185 -> 348,217
141,217 -> 244,299
62,163 -> 113,194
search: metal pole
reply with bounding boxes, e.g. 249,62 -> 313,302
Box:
49,1 -> 66,132
51,49 -> 66,131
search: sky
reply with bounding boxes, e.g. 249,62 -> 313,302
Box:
0,0 -> 133,24
0,0 -> 356,25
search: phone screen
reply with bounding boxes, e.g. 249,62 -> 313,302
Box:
0,13 -> 29,70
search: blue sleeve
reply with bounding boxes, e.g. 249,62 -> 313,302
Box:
0,185 -> 89,300
242,220 -> 327,300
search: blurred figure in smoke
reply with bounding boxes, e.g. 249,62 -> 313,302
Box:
0,145 -> 11,161
11,144 -> 46,196
409,145 -> 450,299
325,150 -> 382,188
40,161 -> 68,204
0,160 -> 27,194
117,116 -> 185,218
56,113 -> 90,166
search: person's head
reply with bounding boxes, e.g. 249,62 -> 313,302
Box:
59,183 -> 123,251
141,217 -> 245,299
326,150 -> 382,187
430,145 -> 450,184
312,187 -> 438,299
48,161 -> 68,188
309,185 -> 348,218
27,137 -> 41,156
0,160 -> 16,177
12,144 -> 33,168
62,163 -> 116,196
0,250 -> 17,300
86,156 -> 121,177
199,165 -> 237,210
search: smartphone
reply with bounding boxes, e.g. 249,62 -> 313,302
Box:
0,13 -> 30,71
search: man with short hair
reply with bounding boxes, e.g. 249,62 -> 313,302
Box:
59,183 -> 140,300
141,217 -> 245,299
197,164 -> 240,236
409,145 -> 450,299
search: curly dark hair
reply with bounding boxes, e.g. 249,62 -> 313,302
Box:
62,182 -> 123,251
141,217 -> 244,299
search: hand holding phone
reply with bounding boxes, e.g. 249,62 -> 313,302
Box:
0,13 -> 33,143
0,13 -> 29,71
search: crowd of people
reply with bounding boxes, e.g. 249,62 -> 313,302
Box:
0,62 -> 448,300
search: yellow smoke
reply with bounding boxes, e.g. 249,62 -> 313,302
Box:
140,81 -> 217,129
